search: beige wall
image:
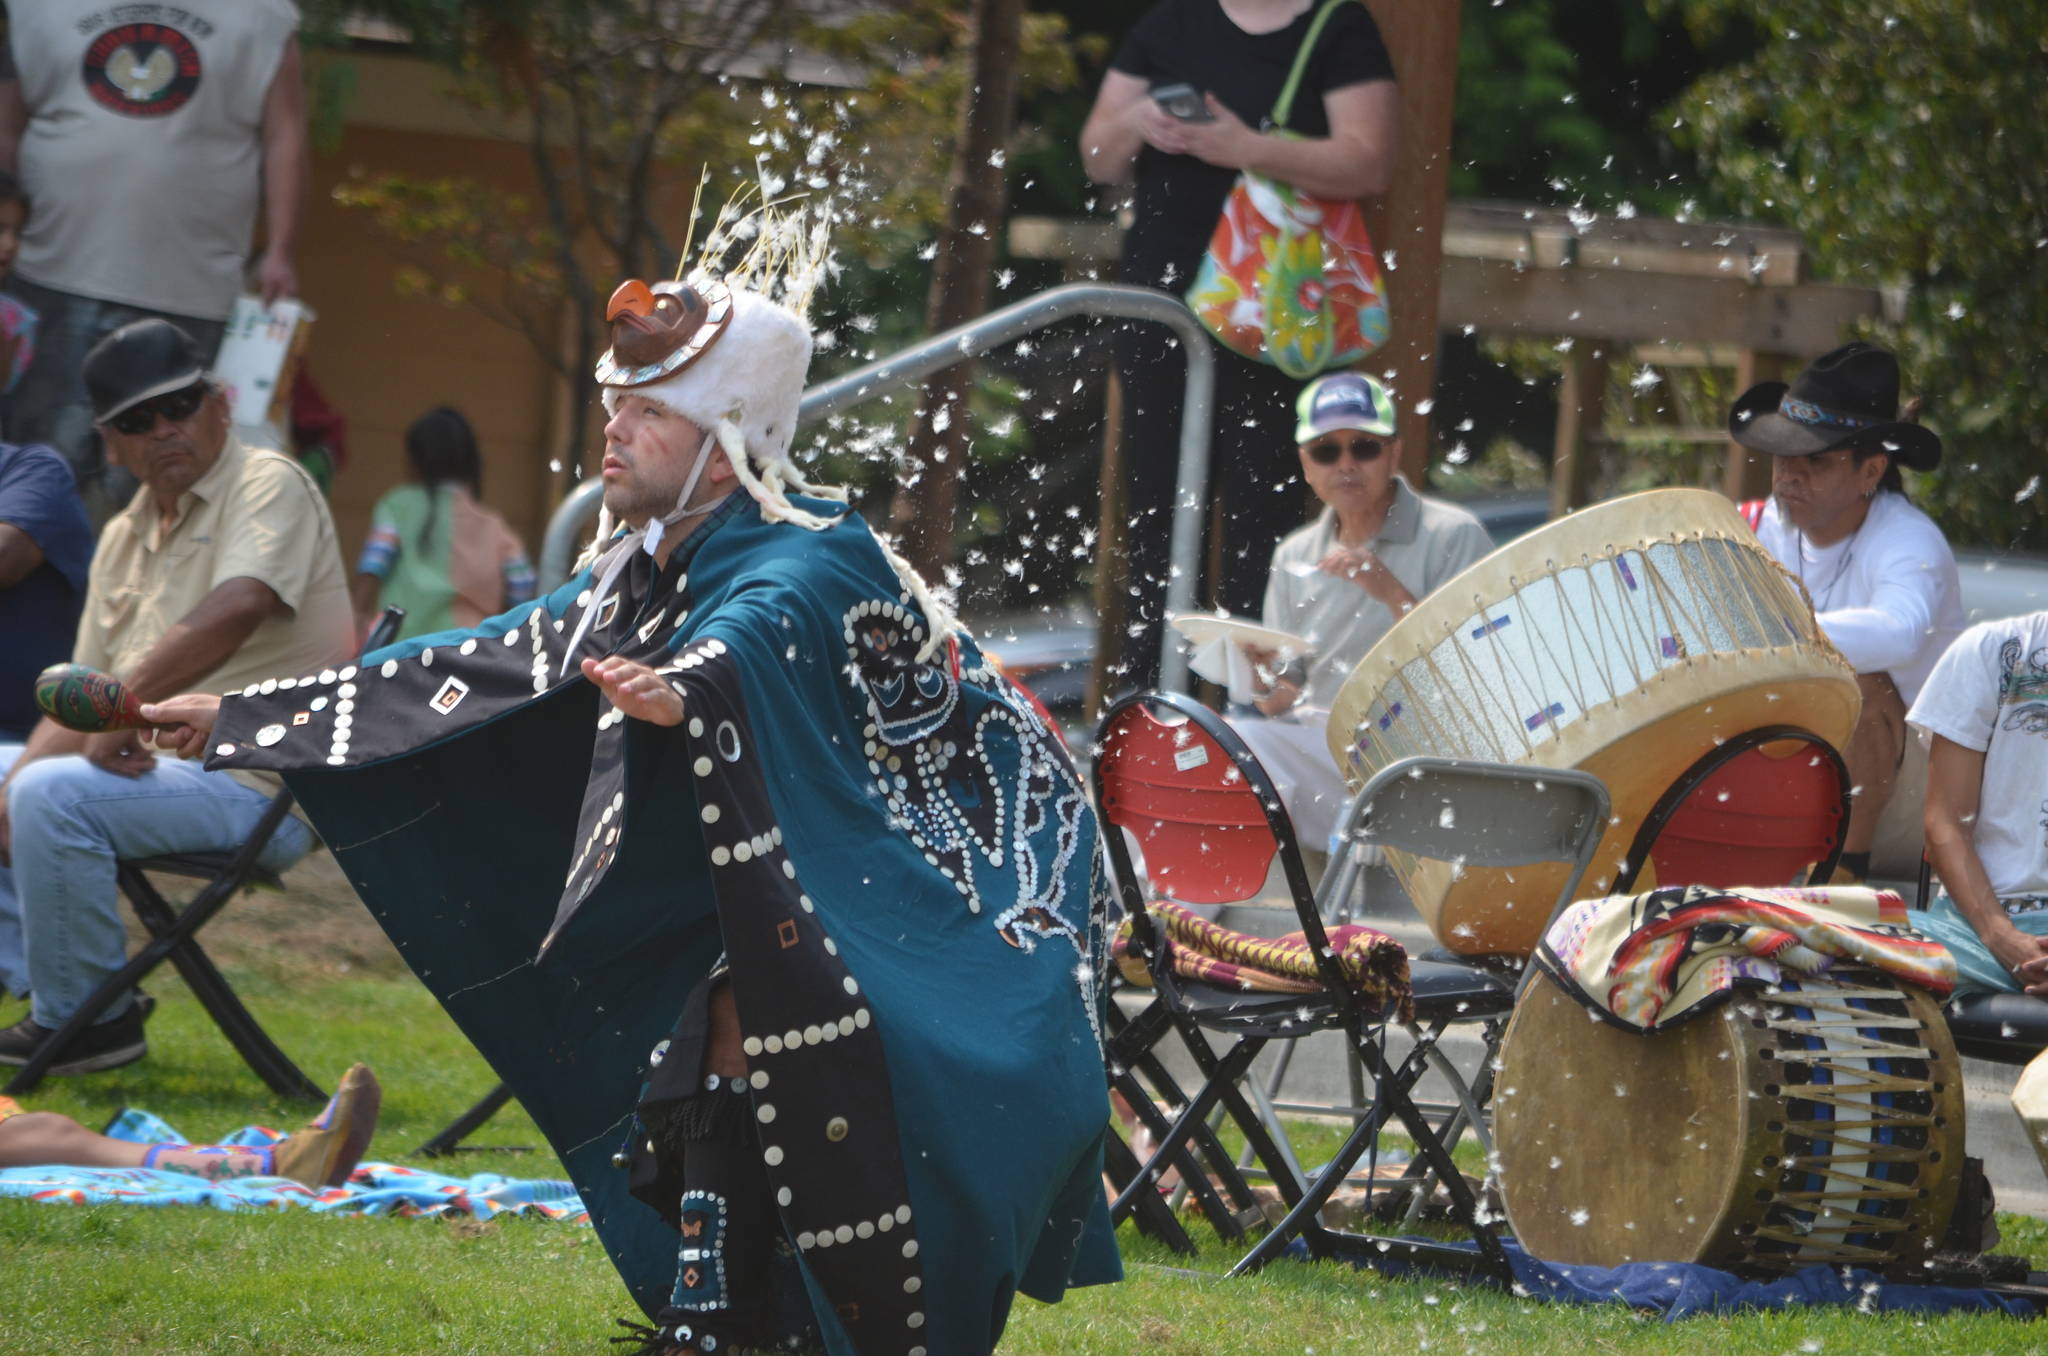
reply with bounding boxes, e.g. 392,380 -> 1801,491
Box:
300,60 -> 580,565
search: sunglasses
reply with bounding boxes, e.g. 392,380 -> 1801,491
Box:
106,382 -> 207,436
1304,435 -> 1386,465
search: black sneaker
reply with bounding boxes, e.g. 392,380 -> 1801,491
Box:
0,997 -> 150,1074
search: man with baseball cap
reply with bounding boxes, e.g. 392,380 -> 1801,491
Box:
142,208 -> 1120,1353
1729,341 -> 1964,880
0,318 -> 351,1075
1233,371 -> 1492,850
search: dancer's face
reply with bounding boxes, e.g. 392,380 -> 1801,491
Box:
600,394 -> 716,527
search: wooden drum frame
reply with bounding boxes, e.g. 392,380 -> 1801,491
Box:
1327,489 -> 1860,957
1495,969 -> 1964,1277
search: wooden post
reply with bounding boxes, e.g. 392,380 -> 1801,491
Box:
1722,349 -> 1789,504
1086,370 -> 1127,717
888,0 -> 1026,577
1361,0 -> 1462,479
1550,351 -> 1609,517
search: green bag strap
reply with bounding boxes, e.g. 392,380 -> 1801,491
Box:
1268,0 -> 1353,129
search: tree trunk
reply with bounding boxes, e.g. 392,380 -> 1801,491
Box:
888,0 -> 1026,580
1360,0 -> 1462,476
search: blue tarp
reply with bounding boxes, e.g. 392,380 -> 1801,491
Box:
1296,1237 -> 2040,1319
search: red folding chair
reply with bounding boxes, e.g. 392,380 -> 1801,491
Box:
1618,725 -> 1850,893
1094,689 -> 1592,1283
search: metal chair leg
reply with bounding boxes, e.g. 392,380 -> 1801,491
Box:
414,1082 -> 527,1157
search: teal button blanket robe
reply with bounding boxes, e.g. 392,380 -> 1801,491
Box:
209,496 -> 1121,1354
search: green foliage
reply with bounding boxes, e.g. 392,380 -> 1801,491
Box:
1451,0 -> 1721,212
1656,0 -> 2048,549
1452,0 -> 1611,200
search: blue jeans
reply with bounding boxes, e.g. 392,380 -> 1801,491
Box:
1912,891 -> 2048,996
0,742 -> 314,1028
0,277 -> 225,523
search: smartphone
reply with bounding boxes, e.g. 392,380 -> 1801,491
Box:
1149,83 -> 1214,123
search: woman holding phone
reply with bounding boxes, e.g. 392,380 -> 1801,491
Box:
1079,0 -> 1399,688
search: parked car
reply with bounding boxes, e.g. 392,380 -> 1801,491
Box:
1955,545 -> 2048,624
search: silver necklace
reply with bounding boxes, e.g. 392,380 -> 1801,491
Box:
1796,516 -> 1866,610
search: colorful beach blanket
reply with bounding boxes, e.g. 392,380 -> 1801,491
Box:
1539,883 -> 1956,1032
0,1106 -> 587,1222
1113,899 -> 1413,1021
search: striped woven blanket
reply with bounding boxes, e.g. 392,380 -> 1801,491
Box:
1113,900 -> 1413,1022
1539,883 -> 1956,1032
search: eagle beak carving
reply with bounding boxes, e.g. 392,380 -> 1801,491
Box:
607,279 -> 656,323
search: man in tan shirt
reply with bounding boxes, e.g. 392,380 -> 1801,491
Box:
0,319 -> 351,1074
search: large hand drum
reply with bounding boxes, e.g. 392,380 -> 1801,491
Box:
1495,968 -> 1963,1278
1327,489 -> 1858,956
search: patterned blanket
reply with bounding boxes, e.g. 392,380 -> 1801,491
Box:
1113,900 -> 1413,1022
0,1106 -> 587,1222
1538,884 -> 1955,1032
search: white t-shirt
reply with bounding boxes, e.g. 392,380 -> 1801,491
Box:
9,2 -> 299,320
1752,490 -> 1963,704
1906,611 -> 2048,900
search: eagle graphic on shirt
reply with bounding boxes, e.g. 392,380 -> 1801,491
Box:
1996,636 -> 2048,737
108,46 -> 176,101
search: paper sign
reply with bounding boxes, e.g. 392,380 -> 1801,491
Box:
213,295 -> 315,427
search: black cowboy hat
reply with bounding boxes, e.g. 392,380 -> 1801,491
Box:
1727,341 -> 1941,471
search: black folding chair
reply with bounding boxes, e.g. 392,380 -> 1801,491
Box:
414,1082 -> 527,1158
1095,689 -> 1608,1283
5,608 -> 405,1100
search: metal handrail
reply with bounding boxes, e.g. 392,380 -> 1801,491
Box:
537,281 -> 1214,690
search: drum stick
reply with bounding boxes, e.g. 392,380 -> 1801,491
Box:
32,663 -> 161,733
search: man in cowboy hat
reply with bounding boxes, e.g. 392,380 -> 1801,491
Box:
140,213 -> 1120,1354
1729,340 -> 1964,880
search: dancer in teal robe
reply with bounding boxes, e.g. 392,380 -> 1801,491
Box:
150,215 -> 1119,1355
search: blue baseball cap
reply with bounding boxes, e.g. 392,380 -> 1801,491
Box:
1294,372 -> 1397,443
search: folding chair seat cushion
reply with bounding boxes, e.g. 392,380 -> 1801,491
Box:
1946,992 -> 2048,1064
1406,957 -> 1516,1022
1113,900 -> 1414,1020
1161,958 -> 1511,1031
1170,979 -> 1346,1037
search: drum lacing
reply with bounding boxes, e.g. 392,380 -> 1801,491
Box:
1751,981 -> 1943,1261
1712,536 -> 1786,648
1643,543 -> 1717,665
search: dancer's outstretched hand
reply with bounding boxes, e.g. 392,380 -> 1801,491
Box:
582,655 -> 685,727
141,693 -> 223,759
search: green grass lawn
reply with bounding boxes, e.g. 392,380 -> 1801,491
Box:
3,874 -> 2045,1353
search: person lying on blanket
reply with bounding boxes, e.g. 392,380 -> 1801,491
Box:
0,1062 -> 378,1188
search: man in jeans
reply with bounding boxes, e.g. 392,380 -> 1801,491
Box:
0,319 -> 350,1074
